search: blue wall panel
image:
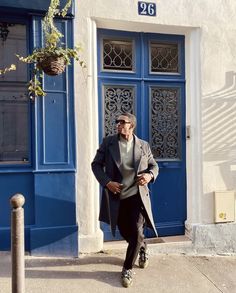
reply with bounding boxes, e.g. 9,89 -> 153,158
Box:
0,173 -> 34,250
43,94 -> 69,164
44,72 -> 66,92
30,226 -> 78,257
32,17 -> 77,255
30,172 -> 78,256
33,17 -> 76,171
34,173 -> 76,226
0,173 -> 34,227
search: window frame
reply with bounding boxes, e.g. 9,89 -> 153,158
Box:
143,33 -> 185,81
101,37 -> 136,73
0,16 -> 32,170
149,41 -> 180,75
97,29 -> 142,80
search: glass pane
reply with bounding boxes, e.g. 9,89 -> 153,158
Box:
150,87 -> 181,160
0,23 -> 29,163
103,39 -> 133,71
0,23 -> 28,81
103,85 -> 135,136
150,42 -> 179,73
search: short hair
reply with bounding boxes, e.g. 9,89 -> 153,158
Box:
121,112 -> 137,129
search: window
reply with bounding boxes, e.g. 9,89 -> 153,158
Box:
0,23 -> 29,163
102,39 -> 134,71
150,42 -> 179,73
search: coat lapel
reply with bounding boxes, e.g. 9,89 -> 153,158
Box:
109,135 -> 121,170
109,134 -> 142,173
134,135 -> 142,174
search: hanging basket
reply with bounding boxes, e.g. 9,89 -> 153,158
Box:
37,56 -> 66,76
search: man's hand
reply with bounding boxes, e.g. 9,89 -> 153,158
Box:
106,181 -> 123,194
136,173 -> 153,186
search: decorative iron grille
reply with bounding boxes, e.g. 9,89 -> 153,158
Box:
103,39 -> 133,71
150,87 -> 181,160
150,42 -> 179,73
103,86 -> 135,136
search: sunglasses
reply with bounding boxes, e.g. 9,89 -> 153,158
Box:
115,119 -> 131,125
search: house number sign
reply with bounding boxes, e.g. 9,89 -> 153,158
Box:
138,1 -> 156,16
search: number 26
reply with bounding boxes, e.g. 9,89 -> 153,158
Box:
140,3 -> 155,16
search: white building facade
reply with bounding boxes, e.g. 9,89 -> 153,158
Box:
74,0 -> 236,254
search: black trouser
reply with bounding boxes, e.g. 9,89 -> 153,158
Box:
117,194 -> 146,270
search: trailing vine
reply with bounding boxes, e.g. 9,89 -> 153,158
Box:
16,0 -> 85,98
0,64 -> 16,75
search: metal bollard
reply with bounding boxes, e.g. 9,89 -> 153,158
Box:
10,194 -> 25,293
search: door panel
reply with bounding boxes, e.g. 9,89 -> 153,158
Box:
149,86 -> 182,161
147,83 -> 186,236
97,29 -> 186,240
98,79 -> 140,140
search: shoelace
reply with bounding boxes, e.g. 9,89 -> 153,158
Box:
122,269 -> 132,280
140,248 -> 149,261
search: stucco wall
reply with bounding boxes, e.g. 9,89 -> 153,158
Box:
74,0 -> 236,253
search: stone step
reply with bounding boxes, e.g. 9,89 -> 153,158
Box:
102,235 -> 193,255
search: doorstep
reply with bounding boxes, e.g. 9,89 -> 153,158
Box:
102,235 -> 194,255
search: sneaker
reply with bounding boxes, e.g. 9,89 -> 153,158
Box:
121,268 -> 133,288
138,247 -> 149,269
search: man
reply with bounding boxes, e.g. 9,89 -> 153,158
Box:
91,113 -> 159,288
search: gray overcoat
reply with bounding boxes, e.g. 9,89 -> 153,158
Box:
91,134 -> 159,237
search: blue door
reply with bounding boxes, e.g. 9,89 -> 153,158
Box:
98,29 -> 186,240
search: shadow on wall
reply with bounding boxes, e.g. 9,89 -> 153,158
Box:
202,71 -> 236,222
29,193 -> 78,257
203,71 -> 236,186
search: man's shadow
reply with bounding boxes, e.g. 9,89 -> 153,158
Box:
25,254 -> 125,288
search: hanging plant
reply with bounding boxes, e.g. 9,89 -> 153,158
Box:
16,0 -> 85,98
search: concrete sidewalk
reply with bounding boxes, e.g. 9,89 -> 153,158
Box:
1,250 -> 236,293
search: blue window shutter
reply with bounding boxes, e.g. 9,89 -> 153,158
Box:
32,16 -> 75,171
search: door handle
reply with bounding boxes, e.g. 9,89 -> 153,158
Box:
186,125 -> 191,140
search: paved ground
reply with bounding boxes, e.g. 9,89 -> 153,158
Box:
1,251 -> 236,293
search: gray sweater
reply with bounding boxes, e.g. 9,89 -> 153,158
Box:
119,136 -> 138,200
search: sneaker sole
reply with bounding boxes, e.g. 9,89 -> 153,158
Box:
139,260 -> 149,269
122,279 -> 133,288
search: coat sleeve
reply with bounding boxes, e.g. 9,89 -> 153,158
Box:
91,138 -> 111,187
146,142 -> 159,182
